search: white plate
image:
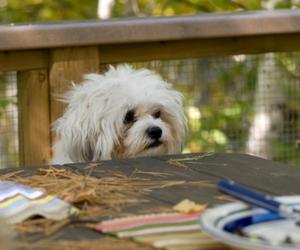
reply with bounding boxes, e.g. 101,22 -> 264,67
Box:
199,196 -> 300,250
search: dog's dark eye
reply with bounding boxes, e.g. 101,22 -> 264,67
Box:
153,111 -> 161,119
124,110 -> 135,124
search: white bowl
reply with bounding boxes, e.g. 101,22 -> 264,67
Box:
199,196 -> 300,250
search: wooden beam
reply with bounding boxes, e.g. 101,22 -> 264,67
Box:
49,46 -> 100,144
99,33 -> 300,63
17,70 -> 51,166
0,50 -> 49,72
2,32 -> 300,72
1,10 -> 300,51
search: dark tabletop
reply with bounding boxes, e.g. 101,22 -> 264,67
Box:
2,153 -> 300,248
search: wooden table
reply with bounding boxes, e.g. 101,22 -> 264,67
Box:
2,153 -> 300,249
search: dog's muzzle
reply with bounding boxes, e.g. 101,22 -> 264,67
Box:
146,126 -> 163,148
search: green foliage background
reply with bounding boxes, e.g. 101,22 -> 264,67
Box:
0,0 -> 300,166
0,0 -> 299,23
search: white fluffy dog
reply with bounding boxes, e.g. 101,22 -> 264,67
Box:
51,65 -> 186,164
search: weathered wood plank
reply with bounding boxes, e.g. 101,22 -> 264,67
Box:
2,33 -> 300,72
17,70 -> 51,166
183,153 -> 300,195
49,46 -> 100,144
0,11 -> 300,72
99,34 -> 300,63
1,10 -> 300,51
0,50 -> 48,72
50,153 -> 300,205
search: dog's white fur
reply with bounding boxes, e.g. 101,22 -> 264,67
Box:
51,65 -> 186,164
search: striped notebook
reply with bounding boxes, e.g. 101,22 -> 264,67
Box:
96,212 -> 226,250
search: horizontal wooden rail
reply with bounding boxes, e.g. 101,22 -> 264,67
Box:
0,10 -> 300,72
98,33 -> 300,63
2,33 -> 300,72
0,10 -> 300,51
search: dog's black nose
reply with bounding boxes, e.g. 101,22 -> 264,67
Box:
146,126 -> 162,139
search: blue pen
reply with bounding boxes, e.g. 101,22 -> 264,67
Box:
217,179 -> 300,220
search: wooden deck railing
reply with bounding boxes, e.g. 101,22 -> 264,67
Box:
1,10 -> 300,166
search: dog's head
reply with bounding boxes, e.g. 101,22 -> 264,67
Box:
53,65 -> 186,162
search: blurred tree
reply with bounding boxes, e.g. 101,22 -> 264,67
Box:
98,0 -> 115,19
246,1 -> 298,161
0,0 -> 97,22
1,0 -> 299,23
246,53 -> 285,159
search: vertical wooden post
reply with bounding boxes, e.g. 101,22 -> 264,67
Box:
49,46 -> 100,145
18,70 -> 51,166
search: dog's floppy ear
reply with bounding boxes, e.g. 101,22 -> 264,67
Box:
53,111 -> 119,162
52,106 -> 95,163
52,75 -> 120,162
92,116 -> 121,161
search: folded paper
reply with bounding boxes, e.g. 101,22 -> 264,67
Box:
0,180 -> 78,224
97,212 -> 225,250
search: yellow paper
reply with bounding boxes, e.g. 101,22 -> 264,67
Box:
173,199 -> 207,213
